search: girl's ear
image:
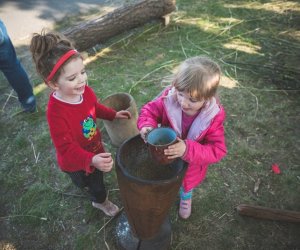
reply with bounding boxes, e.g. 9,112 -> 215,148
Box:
47,81 -> 59,90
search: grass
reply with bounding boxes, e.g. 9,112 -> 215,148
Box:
1,0 -> 300,249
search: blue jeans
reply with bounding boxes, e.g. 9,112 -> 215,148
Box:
0,20 -> 36,112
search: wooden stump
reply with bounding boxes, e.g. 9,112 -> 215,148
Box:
63,0 -> 176,51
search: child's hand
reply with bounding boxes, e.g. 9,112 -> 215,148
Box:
92,153 -> 114,172
115,110 -> 131,119
140,126 -> 153,141
164,137 -> 186,159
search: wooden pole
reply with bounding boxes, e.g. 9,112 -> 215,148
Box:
236,204 -> 300,223
63,0 -> 176,51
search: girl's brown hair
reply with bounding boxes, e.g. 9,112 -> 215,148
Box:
173,56 -> 221,101
30,30 -> 79,82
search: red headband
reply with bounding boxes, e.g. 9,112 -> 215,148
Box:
46,50 -> 78,82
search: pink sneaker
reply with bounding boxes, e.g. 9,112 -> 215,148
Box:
179,198 -> 192,219
92,199 -> 120,217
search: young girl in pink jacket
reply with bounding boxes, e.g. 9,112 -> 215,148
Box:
137,56 -> 227,219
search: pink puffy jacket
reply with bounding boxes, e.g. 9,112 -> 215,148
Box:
137,87 -> 227,192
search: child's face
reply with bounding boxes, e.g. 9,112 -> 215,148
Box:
176,90 -> 205,116
52,57 -> 87,102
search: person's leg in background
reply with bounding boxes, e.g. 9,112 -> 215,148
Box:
0,19 -> 36,112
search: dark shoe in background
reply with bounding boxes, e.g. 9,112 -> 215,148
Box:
21,95 -> 36,113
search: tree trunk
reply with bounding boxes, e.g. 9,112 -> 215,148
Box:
63,0 -> 176,51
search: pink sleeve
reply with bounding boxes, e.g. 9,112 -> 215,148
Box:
182,110 -> 227,165
137,97 -> 164,130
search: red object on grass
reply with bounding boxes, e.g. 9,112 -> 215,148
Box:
272,164 -> 281,174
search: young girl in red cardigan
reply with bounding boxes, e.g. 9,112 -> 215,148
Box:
138,56 -> 227,219
30,31 -> 130,216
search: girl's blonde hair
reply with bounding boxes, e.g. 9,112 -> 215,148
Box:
30,30 -> 80,82
173,56 -> 221,101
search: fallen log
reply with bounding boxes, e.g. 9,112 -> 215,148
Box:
236,204 -> 300,223
63,0 -> 176,51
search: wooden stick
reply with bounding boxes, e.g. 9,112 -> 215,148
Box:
236,204 -> 300,223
